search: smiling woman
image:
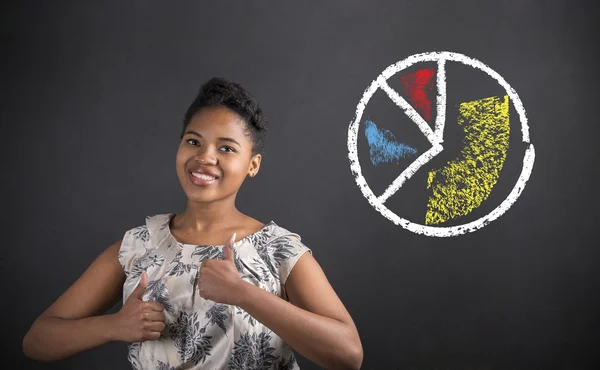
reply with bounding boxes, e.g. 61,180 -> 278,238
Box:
177,105 -> 260,206
22,77 -> 363,370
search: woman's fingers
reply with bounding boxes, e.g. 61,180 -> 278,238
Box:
141,310 -> 165,322
144,321 -> 166,333
145,301 -> 165,312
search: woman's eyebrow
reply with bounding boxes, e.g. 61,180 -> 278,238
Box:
184,130 -> 202,138
219,137 -> 241,147
184,130 -> 241,147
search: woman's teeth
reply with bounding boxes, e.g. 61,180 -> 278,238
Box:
191,172 -> 216,181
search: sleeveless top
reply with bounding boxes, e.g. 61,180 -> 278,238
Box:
117,213 -> 312,370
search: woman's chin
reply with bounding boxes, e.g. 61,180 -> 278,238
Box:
184,189 -> 235,204
185,192 -> 217,203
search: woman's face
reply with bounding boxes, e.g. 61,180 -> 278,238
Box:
176,106 -> 261,204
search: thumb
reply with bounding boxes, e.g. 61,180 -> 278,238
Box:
223,233 -> 236,262
131,271 -> 148,299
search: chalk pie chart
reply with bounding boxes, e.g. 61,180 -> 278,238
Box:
347,52 -> 535,237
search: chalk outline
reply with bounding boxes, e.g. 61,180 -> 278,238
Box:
347,51 -> 535,237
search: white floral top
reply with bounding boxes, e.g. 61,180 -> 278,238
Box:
118,213 -> 312,370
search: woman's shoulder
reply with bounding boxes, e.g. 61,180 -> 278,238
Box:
118,213 -> 173,276
119,213 -> 173,254
122,213 -> 172,238
250,220 -> 313,286
250,219 -> 312,253
264,221 -> 301,240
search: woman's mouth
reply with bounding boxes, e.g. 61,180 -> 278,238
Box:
189,171 -> 218,186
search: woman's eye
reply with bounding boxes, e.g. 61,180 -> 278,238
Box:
220,146 -> 236,153
186,138 -> 199,145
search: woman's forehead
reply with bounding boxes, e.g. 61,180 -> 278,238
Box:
187,106 -> 249,138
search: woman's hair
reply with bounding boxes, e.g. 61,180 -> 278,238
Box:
181,77 -> 268,155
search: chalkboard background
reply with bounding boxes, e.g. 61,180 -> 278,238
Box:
3,1 -> 599,369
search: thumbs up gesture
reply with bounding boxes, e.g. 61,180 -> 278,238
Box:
197,233 -> 245,305
111,271 -> 166,343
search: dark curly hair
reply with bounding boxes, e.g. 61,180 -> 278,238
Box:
181,77 -> 268,155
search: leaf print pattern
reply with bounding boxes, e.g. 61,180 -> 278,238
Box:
232,250 -> 246,276
235,306 -> 257,327
245,227 -> 271,249
132,225 -> 150,242
168,250 -> 195,277
254,237 -> 299,280
238,258 -> 263,283
117,252 -> 126,273
129,249 -> 165,280
159,219 -> 178,249
191,246 -> 221,262
121,215 -> 305,370
269,238 -> 301,267
170,311 -> 213,365
227,332 -> 278,370
159,219 -> 170,232
250,257 -> 272,282
157,360 -> 176,370
145,279 -> 174,314
127,342 -> 142,370
192,246 -> 245,275
277,354 -> 298,370
205,303 -> 229,333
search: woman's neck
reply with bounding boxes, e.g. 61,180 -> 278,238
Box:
175,198 -> 244,233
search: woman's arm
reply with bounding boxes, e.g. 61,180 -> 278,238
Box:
23,241 -> 127,361
236,253 -> 363,370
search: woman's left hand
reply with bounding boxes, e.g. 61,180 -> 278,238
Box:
197,233 -> 246,305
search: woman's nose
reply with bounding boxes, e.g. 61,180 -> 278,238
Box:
194,148 -> 217,165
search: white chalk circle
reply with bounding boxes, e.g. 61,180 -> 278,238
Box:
347,51 -> 535,237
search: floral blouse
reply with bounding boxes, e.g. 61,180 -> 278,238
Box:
118,213 -> 312,369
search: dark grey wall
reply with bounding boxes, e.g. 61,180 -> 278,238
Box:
3,1 -> 599,369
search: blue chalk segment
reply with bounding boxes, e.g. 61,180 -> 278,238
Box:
365,120 -> 417,166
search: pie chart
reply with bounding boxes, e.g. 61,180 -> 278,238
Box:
347,51 -> 535,237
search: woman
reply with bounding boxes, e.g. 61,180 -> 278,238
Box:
23,78 -> 363,369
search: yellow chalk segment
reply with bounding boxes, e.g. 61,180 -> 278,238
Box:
425,95 -> 510,225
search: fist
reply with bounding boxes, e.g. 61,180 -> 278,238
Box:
112,271 -> 166,342
197,233 -> 246,305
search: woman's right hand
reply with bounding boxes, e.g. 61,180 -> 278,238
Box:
111,271 -> 166,342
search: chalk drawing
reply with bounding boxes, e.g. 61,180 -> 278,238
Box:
426,95 -> 510,225
347,51 -> 535,237
401,68 -> 435,123
365,120 -> 417,166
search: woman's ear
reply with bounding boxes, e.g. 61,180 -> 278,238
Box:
248,154 -> 262,177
